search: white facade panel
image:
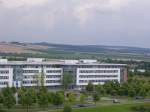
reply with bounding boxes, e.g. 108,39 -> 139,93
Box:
44,68 -> 63,86
0,68 -> 13,88
76,68 -> 120,86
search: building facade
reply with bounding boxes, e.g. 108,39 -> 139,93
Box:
0,58 -> 127,89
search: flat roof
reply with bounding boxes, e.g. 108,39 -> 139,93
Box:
0,60 -> 127,66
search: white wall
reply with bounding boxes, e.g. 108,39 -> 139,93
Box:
76,68 -> 120,86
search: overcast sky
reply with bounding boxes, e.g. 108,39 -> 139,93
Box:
0,0 -> 150,48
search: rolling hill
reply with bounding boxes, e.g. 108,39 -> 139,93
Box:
0,42 -> 150,61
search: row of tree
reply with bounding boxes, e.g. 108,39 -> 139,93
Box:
85,78 -> 150,97
0,86 -> 64,112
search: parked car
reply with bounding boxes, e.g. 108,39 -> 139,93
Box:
113,99 -> 120,103
134,96 -> 144,100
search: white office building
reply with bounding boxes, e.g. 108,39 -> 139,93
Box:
0,58 -> 127,89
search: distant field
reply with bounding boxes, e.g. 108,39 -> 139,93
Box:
1,42 -> 150,62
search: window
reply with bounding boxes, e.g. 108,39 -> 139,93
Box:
0,76 -> 9,79
46,70 -> 61,73
46,75 -> 61,78
23,70 -> 39,73
0,82 -> 8,85
79,75 -> 118,78
0,70 -> 9,74
46,80 -> 61,83
79,70 -> 118,73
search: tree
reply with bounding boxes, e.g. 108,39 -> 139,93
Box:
95,84 -> 105,95
86,82 -> 94,93
2,87 -> 15,109
36,71 -> 45,88
47,92 -> 54,104
38,90 -> 49,109
67,92 -> 76,104
80,93 -> 86,104
92,92 -> 100,105
62,72 -> 73,90
20,89 -> 34,112
0,92 -> 3,103
103,81 -> 114,95
52,92 -> 64,107
63,103 -> 72,112
28,87 -> 37,103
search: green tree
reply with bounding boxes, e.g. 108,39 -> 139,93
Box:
95,84 -> 105,95
52,92 -> 64,107
67,92 -> 76,104
63,103 -> 72,112
2,87 -> 15,109
36,71 -> 45,88
38,90 -> 49,109
20,89 -> 34,112
86,82 -> 94,93
92,92 -> 100,105
62,72 -> 73,90
80,93 -> 86,104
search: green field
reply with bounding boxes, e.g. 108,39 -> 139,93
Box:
1,100 -> 149,112
73,104 -> 135,112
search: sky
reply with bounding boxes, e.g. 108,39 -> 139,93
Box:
0,0 -> 150,48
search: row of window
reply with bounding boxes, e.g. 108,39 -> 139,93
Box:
79,75 -> 118,78
78,65 -> 122,68
24,75 -> 37,79
79,79 -> 117,83
23,80 -> 61,84
23,70 -> 39,73
0,82 -> 8,85
46,70 -> 62,73
0,76 -> 9,79
0,70 -> 9,74
46,80 -> 61,83
46,75 -> 61,78
23,80 -> 37,84
79,70 -> 118,73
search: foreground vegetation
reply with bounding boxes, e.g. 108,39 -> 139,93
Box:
0,102 -> 149,112
0,71 -> 149,112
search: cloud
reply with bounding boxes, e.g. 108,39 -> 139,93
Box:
72,0 -> 132,25
0,0 -> 133,26
1,0 -> 150,48
0,0 -> 48,8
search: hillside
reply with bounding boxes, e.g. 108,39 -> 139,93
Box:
0,42 -> 150,61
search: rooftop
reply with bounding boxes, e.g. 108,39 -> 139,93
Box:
0,58 -> 127,66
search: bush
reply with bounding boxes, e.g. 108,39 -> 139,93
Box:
63,104 -> 72,112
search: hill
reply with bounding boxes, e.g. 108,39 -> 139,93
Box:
0,42 -> 150,61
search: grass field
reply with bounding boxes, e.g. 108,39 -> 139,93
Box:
2,100 -> 149,112
73,104 -> 134,112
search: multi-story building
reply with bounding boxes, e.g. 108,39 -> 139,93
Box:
0,58 -> 128,89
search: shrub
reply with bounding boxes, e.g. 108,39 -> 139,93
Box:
63,104 -> 72,112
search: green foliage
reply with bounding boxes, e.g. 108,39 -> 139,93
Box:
131,104 -> 150,112
63,103 -> 72,112
95,84 -> 105,95
38,89 -> 49,108
62,72 -> 73,90
67,92 -> 76,104
92,92 -> 100,104
80,93 -> 86,104
0,93 -> 3,103
19,88 -> 34,112
52,92 -> 64,106
2,87 -> 15,109
36,72 -> 45,87
86,82 -> 94,93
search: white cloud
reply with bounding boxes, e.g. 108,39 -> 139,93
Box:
0,0 -> 133,27
72,0 -> 132,25
0,0 -> 48,8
